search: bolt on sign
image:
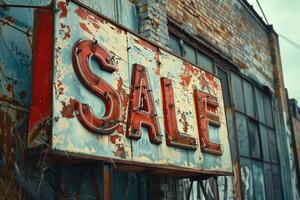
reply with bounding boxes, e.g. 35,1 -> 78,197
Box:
28,0 -> 232,176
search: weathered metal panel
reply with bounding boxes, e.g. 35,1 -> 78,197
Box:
0,20 -> 32,107
28,8 -> 53,148
29,0 -> 232,175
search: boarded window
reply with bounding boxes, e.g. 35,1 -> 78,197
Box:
243,81 -> 255,118
236,113 -> 249,157
255,88 -> 266,124
196,51 -> 213,73
183,43 -> 196,64
217,67 -> 231,107
168,33 -> 181,55
231,73 -> 245,112
240,158 -> 254,200
259,125 -> 270,161
252,161 -> 266,200
248,119 -> 261,159
268,129 -> 278,163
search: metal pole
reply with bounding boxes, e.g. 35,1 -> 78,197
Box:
103,163 -> 113,200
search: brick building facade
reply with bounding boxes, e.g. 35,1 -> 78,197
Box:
0,0 -> 299,199
136,0 -> 300,198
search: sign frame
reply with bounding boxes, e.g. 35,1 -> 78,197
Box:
28,0 -> 233,177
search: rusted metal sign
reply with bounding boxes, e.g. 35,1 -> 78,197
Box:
28,0 -> 232,176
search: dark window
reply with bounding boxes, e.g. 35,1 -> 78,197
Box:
243,81 -> 256,118
230,74 -> 280,199
248,119 -> 261,159
264,163 -> 274,200
119,0 -> 139,32
196,51 -> 213,73
168,32 -> 214,72
168,33 -> 181,55
255,88 -> 266,124
217,67 -> 231,107
236,113 -> 249,157
92,0 -> 138,32
268,129 -> 279,163
231,73 -> 245,112
272,165 -> 283,199
259,125 -> 270,161
183,43 -> 196,64
97,0 -> 116,20
264,94 -> 274,127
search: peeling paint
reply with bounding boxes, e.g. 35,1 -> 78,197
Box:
57,2 -> 68,19
26,0 -> 232,176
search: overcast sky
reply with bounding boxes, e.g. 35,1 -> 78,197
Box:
247,0 -> 300,104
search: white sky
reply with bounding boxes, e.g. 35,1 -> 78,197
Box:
247,0 -> 300,103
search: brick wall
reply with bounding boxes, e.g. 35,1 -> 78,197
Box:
165,0 -> 274,89
137,0 -> 169,46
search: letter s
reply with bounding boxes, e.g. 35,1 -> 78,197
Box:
72,39 -> 121,134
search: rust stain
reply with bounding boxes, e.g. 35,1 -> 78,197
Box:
61,99 -> 75,119
134,38 -> 157,53
179,61 -> 199,88
154,52 -> 160,76
178,110 -> 189,133
57,80 -> 64,95
6,84 -> 13,93
116,77 -> 128,135
4,16 -> 16,24
75,7 -> 104,29
19,91 -> 26,100
110,135 -> 126,158
110,25 -> 124,34
110,135 -> 118,144
5,84 -> 14,100
113,146 -> 126,158
57,2 -> 68,19
205,72 -> 219,90
199,73 -> 209,90
79,23 -> 93,35
155,64 -> 161,76
60,24 -> 71,40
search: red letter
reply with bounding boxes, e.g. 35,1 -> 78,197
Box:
72,39 -> 121,134
194,90 -> 222,155
126,64 -> 162,144
161,78 -> 197,149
